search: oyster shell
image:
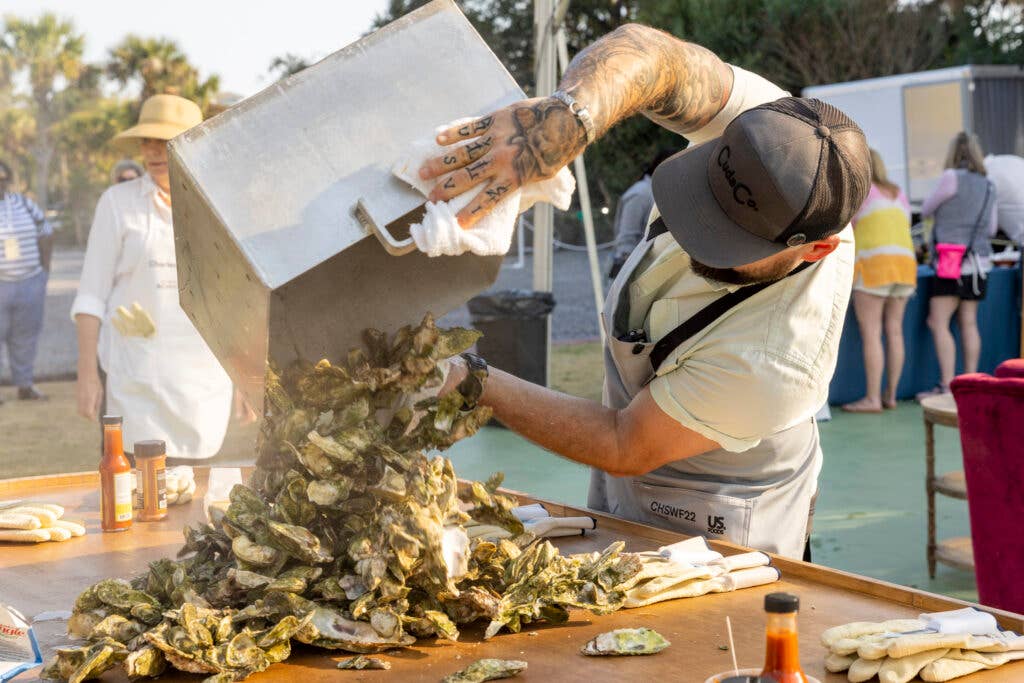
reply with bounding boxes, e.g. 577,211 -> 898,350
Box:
294,606 -> 415,652
230,534 -> 280,568
442,658 -> 528,682
337,655 -> 391,670
124,645 -> 167,678
580,627 -> 670,656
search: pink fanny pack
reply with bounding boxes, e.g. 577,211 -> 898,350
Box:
935,243 -> 968,279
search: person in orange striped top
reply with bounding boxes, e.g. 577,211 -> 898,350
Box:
842,149 -> 917,413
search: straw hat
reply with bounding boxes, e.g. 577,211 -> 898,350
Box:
112,94 -> 202,153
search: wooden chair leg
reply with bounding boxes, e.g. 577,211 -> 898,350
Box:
925,417 -> 937,579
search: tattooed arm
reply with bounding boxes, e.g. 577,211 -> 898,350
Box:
419,23 -> 733,227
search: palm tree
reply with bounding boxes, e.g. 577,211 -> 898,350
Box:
0,13 -> 96,211
107,35 -> 219,113
268,53 -> 311,80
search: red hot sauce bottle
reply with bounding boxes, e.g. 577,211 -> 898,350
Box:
760,592 -> 809,683
100,415 -> 133,532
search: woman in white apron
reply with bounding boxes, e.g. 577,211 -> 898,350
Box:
73,94 -> 245,459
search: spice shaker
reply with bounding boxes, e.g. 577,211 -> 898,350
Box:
134,440 -> 168,522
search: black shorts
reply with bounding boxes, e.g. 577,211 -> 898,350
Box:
932,273 -> 988,301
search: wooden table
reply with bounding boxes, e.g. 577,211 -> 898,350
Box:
3,470 -> 1022,683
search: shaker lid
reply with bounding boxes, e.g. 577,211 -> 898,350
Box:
765,592 -> 800,613
101,415 -> 123,426
134,440 -> 166,458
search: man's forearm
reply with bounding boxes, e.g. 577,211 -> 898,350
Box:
560,23 -> 734,137
478,367 -> 633,475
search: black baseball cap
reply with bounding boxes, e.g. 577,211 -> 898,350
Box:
652,97 -> 870,268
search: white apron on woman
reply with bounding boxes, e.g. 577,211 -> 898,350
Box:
587,213 -> 853,558
72,175 -> 232,458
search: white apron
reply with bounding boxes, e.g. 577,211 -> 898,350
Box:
588,219 -> 820,559
102,191 -> 232,458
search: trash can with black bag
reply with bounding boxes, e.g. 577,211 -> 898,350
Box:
467,290 -> 556,393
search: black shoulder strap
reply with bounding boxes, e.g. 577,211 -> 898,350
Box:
647,217 -> 669,241
962,181 -> 992,260
649,260 -> 815,371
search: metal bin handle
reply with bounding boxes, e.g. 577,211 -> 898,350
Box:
354,198 -> 417,256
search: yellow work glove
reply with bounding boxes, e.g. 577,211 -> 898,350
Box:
112,302 -> 156,338
920,649 -> 1024,682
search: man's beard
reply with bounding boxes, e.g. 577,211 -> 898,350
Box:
690,258 -> 790,285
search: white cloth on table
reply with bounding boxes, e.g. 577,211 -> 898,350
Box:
392,120 -> 575,257
920,608 -> 999,636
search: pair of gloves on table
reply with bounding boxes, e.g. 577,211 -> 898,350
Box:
0,502 -> 85,543
822,608 -> 1024,682
621,535 -> 780,608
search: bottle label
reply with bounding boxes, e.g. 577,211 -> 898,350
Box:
156,468 -> 167,510
114,471 -> 133,522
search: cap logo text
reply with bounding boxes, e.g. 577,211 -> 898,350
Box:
717,146 -> 758,211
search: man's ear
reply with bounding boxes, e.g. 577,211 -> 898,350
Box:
802,234 -> 841,262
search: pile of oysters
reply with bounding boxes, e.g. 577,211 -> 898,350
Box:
42,316 -> 643,682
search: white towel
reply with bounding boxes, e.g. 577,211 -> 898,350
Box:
920,608 -> 999,635
392,120 -> 576,257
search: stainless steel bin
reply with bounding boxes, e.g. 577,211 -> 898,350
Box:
168,0 -> 524,410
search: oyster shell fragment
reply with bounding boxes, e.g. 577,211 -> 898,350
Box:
442,658 -> 528,682
580,627 -> 670,656
337,655 -> 391,670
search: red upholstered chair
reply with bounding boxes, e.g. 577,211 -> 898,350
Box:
994,358 -> 1024,378
949,371 -> 1024,613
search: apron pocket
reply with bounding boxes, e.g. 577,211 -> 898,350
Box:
631,481 -> 753,547
107,334 -> 158,383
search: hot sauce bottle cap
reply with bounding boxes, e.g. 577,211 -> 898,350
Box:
101,415 -> 123,426
765,592 -> 800,613
134,440 -> 166,458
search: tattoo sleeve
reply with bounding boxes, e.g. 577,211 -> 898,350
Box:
558,23 -> 733,138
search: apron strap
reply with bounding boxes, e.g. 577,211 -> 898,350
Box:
647,217 -> 669,241
649,260 -> 815,372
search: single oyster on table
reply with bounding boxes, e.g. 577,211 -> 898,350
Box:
337,654 -> 391,670
580,627 -> 670,656
442,658 -> 528,682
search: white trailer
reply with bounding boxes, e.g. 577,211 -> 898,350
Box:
804,65 -> 1024,210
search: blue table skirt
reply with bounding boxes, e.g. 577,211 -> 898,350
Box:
828,265 -> 1022,404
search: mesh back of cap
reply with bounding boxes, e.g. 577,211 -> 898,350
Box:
760,98 -> 871,241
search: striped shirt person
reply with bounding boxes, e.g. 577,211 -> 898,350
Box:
0,160 -> 53,401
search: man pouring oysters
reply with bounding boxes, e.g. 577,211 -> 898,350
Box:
421,22 -> 870,560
